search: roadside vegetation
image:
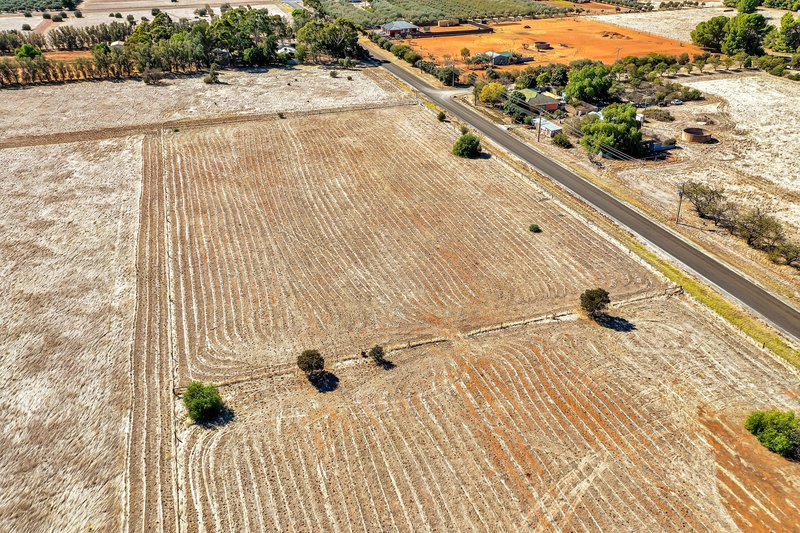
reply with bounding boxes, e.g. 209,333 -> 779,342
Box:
682,181 -> 800,270
745,409 -> 800,458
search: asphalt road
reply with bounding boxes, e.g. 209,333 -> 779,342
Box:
378,59 -> 800,342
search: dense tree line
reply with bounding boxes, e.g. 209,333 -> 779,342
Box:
318,0 -> 571,27
47,21 -> 133,50
0,0 -> 75,13
0,29 -> 44,53
693,0 -> 800,58
0,8 -> 296,87
367,31 -> 459,85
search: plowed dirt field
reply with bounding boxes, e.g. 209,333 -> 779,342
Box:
2,68 -> 799,532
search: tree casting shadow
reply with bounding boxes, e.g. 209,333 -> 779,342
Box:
199,406 -> 236,429
596,314 -> 637,332
310,371 -> 340,393
375,358 -> 396,370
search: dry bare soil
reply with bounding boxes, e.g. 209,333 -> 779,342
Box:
403,17 -> 701,68
2,65 -> 799,532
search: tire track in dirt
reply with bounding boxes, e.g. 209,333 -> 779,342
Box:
125,134 -> 177,533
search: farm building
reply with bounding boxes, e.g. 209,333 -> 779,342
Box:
519,89 -> 562,111
277,46 -> 296,56
476,51 -> 514,65
381,21 -> 420,36
531,118 -> 563,137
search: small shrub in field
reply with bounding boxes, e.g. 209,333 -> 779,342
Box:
115,12 -> 122,18
329,70 -> 338,78
297,349 -> 325,376
151,8 -> 161,15
347,76 -> 352,80
452,133 -> 481,158
141,67 -> 164,85
203,63 -> 219,84
74,10 -> 82,17
22,23 -> 31,30
551,133 -> 572,148
580,288 -> 610,318
529,224 -> 542,233
745,409 -> 799,458
644,107 -> 674,122
437,111 -> 446,122
183,381 -> 224,423
368,345 -> 385,363
42,12 -> 51,18
58,11 -> 66,17
24,11 -> 32,17
51,14 -> 62,21
459,125 -> 469,135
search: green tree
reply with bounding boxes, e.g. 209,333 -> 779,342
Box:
722,13 -> 769,55
297,18 -> 360,60
579,103 -> 643,156
776,12 -> 800,53
452,132 -> 481,158
735,209 -> 785,250
459,46 -> 470,60
745,409 -> 799,457
14,43 -> 41,60
478,81 -> 507,105
580,288 -> 611,318
291,8 -> 313,32
565,63 -> 612,102
183,381 -> 224,423
736,0 -> 761,13
297,349 -> 325,376
368,345 -> 386,363
691,16 -> 730,51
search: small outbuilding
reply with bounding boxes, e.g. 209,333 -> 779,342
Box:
475,51 -> 514,65
277,46 -> 296,56
532,118 -> 563,137
381,21 -> 419,36
110,40 -> 125,49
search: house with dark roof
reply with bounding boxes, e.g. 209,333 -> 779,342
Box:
518,89 -> 562,111
381,21 -> 420,36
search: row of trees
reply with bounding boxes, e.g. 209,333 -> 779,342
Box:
683,181 -> 800,268
366,31 -> 459,85
0,21 -> 134,53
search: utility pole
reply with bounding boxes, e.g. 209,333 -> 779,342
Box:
536,107 -> 542,142
675,182 -> 685,225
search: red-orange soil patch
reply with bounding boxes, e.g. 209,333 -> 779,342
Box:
699,409 -> 800,533
404,17 -> 702,67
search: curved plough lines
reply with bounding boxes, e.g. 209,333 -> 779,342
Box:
163,105 -> 657,384
181,297 -> 800,532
